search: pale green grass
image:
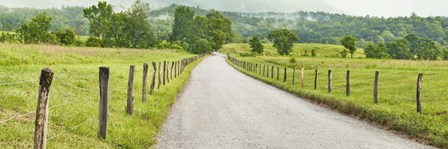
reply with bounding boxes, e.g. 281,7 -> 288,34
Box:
222,43 -> 448,148
0,43 -> 205,148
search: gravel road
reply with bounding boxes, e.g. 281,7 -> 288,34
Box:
156,53 -> 434,149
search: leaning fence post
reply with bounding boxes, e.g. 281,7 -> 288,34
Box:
127,65 -> 135,115
150,62 -> 156,95
284,68 -> 287,82
142,63 -> 148,102
277,67 -> 280,80
171,61 -> 174,80
157,62 -> 162,89
98,67 -> 109,139
34,68 -> 54,149
292,67 -> 296,85
416,73 -> 423,113
271,66 -> 274,79
163,61 -> 166,85
301,68 -> 304,88
346,70 -> 350,96
374,71 -> 379,104
314,70 -> 318,90
328,70 -> 332,93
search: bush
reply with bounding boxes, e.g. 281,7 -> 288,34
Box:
86,37 -> 102,47
340,49 -> 349,58
311,49 -> 317,57
290,57 -> 296,63
55,29 -> 75,46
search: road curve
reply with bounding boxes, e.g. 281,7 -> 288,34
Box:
156,53 -> 433,149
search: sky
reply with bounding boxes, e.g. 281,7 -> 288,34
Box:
0,0 -> 447,17
324,0 -> 448,17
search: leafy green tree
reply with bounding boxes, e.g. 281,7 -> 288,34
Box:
86,37 -> 102,47
268,29 -> 298,55
125,0 -> 157,48
364,42 -> 389,59
16,12 -> 53,44
191,39 -> 212,54
249,36 -> 263,54
170,6 -> 195,42
206,11 -> 232,50
55,28 -> 75,45
386,39 -> 412,59
110,12 -> 129,47
83,2 -> 113,44
341,35 -> 357,58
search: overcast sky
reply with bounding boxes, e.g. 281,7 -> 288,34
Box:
0,0 -> 447,17
324,0 -> 448,17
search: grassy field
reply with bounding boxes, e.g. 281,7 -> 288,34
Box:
222,43 -> 448,148
0,43 -> 204,148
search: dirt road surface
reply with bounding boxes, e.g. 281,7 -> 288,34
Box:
156,53 -> 433,149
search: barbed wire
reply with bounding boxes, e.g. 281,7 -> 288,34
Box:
0,111 -> 34,124
0,80 -> 36,86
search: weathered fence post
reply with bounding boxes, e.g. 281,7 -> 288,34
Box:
177,60 -> 180,76
127,65 -> 135,115
166,61 -> 170,83
163,61 -> 166,85
171,61 -> 174,80
277,66 -> 280,80
328,70 -> 332,93
283,68 -> 287,82
142,63 -> 148,102
34,68 -> 54,149
263,65 -> 265,76
417,73 -> 423,113
98,67 -> 110,139
271,66 -> 274,79
314,70 -> 318,90
150,62 -> 156,95
346,70 -> 350,96
292,68 -> 296,85
301,68 -> 304,88
374,71 -> 379,104
267,65 -> 270,77
157,62 -> 162,89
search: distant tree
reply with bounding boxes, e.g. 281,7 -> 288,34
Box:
55,28 -> 75,45
340,49 -> 349,58
191,39 -> 212,54
268,29 -> 298,55
16,12 -> 53,44
110,12 -> 129,47
341,35 -> 357,58
206,11 -> 232,50
386,39 -> 412,59
125,0 -> 157,48
364,42 -> 389,59
249,36 -> 263,54
83,2 -> 113,45
170,6 -> 195,42
86,37 -> 102,47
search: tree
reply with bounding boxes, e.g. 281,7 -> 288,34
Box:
206,11 -> 232,50
191,39 -> 212,54
170,6 -> 195,42
364,42 -> 389,59
16,12 -> 53,44
55,28 -> 75,46
341,35 -> 357,58
125,0 -> 157,48
268,29 -> 298,55
249,36 -> 263,54
83,2 -> 113,45
386,39 -> 412,59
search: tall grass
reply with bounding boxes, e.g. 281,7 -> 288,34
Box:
0,43 -> 205,148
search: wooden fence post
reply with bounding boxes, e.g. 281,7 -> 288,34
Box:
174,61 -> 177,78
263,65 -> 265,76
267,65 -> 270,77
346,70 -> 350,96
157,62 -> 162,89
314,70 -> 318,90
301,68 -> 304,88
163,61 -> 166,85
177,60 -> 180,76
98,67 -> 110,139
277,67 -> 280,80
166,61 -> 170,83
374,71 -> 379,104
292,68 -> 296,85
150,62 -> 156,95
271,66 -> 274,79
283,68 -> 287,82
127,65 -> 134,115
171,61 -> 174,80
328,70 -> 332,93
142,63 -> 148,102
417,73 -> 423,113
34,68 -> 54,149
